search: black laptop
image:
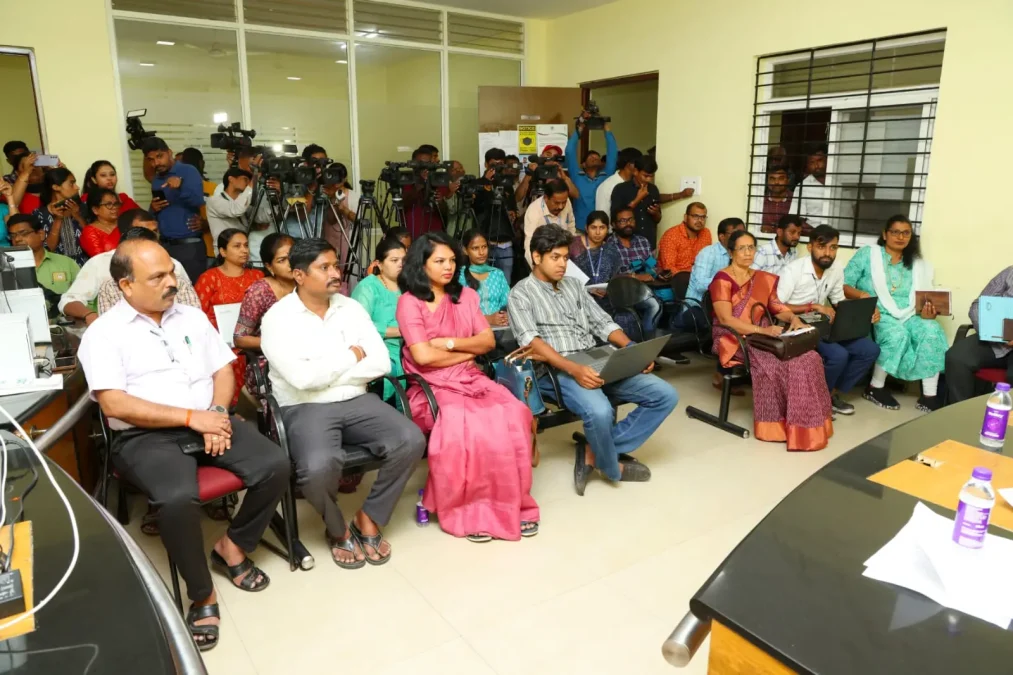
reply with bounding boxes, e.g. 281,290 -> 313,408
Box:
827,297 -> 878,343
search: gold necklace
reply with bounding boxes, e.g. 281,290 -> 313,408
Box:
379,275 -> 398,292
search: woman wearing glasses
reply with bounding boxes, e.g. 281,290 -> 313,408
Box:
709,230 -> 833,452
80,188 -> 123,257
81,160 -> 140,215
843,215 -> 946,412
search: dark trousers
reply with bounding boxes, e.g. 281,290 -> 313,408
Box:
163,239 -> 208,284
281,393 -> 425,539
816,336 -> 881,393
113,419 -> 290,602
945,335 -> 1012,404
670,305 -> 709,335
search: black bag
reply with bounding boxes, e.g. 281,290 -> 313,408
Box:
744,303 -> 820,361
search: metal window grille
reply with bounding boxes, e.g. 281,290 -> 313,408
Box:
748,30 -> 946,246
243,0 -> 347,33
353,1 -> 442,45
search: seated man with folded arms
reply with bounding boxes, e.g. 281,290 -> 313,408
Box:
508,224 -> 679,496
945,265 -> 1013,404
260,238 -> 425,568
777,225 -> 880,416
60,208 -> 198,324
78,237 -> 290,652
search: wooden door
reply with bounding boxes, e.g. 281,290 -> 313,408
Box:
478,85 -> 582,136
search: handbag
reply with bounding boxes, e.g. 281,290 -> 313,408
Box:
493,347 -> 546,416
744,304 -> 820,361
800,311 -> 832,339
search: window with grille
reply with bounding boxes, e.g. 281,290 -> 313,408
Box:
748,30 -> 945,246
353,1 -> 442,45
111,0 -> 236,21
448,13 -> 523,55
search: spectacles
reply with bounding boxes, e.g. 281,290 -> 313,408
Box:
734,245 -> 756,253
615,217 -> 635,225
886,229 -> 912,238
688,214 -> 708,221
8,229 -> 33,241
100,201 -> 122,209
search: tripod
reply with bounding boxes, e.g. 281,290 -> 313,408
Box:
348,180 -> 390,281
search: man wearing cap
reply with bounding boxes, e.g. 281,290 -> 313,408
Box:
144,137 -> 208,281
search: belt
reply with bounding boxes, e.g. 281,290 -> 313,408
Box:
161,236 -> 204,245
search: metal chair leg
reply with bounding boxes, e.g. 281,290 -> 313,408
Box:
116,482 -> 129,525
168,557 -> 183,615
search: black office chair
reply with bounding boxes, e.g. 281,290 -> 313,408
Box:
663,271 -> 711,357
606,276 -> 655,341
684,291 -> 752,438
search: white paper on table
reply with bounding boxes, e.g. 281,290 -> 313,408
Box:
999,488 -> 1013,508
213,303 -> 242,348
862,502 -> 1013,629
536,124 -> 569,155
565,260 -> 589,285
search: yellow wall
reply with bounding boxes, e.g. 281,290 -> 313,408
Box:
588,80 -> 658,157
0,54 -> 43,154
0,0 -> 126,188
527,0 -> 1013,330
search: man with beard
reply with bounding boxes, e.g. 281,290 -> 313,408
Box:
657,202 -> 712,275
777,224 -> 880,416
793,143 -> 830,230
753,214 -> 802,275
605,206 -> 666,343
761,166 -> 794,233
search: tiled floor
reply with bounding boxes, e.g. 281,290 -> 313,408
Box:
128,355 -> 922,674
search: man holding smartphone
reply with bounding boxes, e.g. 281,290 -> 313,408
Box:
143,137 -> 207,281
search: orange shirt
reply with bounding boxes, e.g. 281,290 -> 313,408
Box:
658,223 -> 712,274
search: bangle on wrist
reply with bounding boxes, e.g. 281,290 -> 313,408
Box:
185,409 -> 193,428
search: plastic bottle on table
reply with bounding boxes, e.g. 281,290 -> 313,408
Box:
415,489 -> 429,527
952,467 -> 995,549
980,382 -> 1012,449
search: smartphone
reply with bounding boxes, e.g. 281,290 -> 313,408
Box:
53,198 -> 68,209
151,189 -> 166,201
33,153 -> 59,167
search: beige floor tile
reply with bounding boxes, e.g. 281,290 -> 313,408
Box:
376,638 -> 497,675
194,600 -> 260,675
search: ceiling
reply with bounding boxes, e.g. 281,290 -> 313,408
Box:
418,0 -> 617,19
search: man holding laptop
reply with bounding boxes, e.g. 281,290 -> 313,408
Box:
944,266 -> 1013,404
508,224 -> 679,495
777,225 -> 880,416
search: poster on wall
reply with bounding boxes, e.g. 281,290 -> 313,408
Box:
477,130 -> 520,171
518,125 -> 537,157
535,124 -> 568,156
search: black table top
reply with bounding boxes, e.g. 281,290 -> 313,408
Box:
690,397 -> 1013,675
0,432 -> 188,673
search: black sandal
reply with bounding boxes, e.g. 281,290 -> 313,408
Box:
140,507 -> 159,537
326,531 -> 365,570
209,551 -> 270,592
350,522 -> 391,565
186,603 -> 220,652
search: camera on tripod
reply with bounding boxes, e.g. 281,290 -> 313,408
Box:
379,161 -> 419,188
422,161 -> 454,189
210,122 -> 257,153
265,156 -> 315,187
125,109 -> 156,151
488,162 -> 518,189
577,100 -> 611,131
527,154 -> 563,182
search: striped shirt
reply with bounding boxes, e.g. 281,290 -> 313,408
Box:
508,275 -> 621,355
751,238 -> 798,276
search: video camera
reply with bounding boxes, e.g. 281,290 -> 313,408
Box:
379,161 -> 419,188
125,109 -> 156,151
210,122 -> 257,153
578,100 -> 611,131
487,162 -> 519,189
456,175 -> 480,199
526,154 -> 563,182
265,156 -> 316,186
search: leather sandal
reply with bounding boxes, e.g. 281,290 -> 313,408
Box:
209,551 -> 270,592
326,531 -> 366,569
186,603 -> 220,652
521,521 -> 539,538
350,522 -> 391,565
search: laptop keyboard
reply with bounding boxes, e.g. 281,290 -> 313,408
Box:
584,348 -> 613,373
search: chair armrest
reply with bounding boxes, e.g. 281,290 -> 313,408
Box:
264,394 -> 295,462
717,323 -> 751,372
538,364 -> 566,407
378,375 -> 413,422
243,350 -> 268,396
956,323 -> 974,341
402,374 -> 439,418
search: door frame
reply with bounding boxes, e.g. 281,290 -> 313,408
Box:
577,71 -> 659,159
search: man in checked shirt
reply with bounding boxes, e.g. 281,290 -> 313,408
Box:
944,266 -> 1013,403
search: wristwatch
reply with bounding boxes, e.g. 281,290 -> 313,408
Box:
208,405 -> 227,414
446,339 -> 455,351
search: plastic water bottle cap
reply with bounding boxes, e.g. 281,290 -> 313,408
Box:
972,467 -> 993,481
997,382 -> 1011,392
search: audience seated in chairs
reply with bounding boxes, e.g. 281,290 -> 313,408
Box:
365,227 -> 412,276
396,232 -> 539,542
945,265 -> 1013,403
459,229 -> 510,329
508,224 -> 679,495
606,207 -> 665,333
709,230 -> 833,451
96,227 -> 201,314
657,202 -> 712,276
260,238 -> 425,568
844,215 -> 947,412
777,225 -> 880,416
675,216 -> 745,336
351,236 -> 407,402
78,237 -> 290,652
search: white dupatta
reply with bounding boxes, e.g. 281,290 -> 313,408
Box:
867,245 -> 933,322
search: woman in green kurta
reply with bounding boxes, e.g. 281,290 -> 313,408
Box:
843,215 -> 946,412
351,237 -> 407,401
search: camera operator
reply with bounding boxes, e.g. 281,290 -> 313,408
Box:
144,137 -> 208,281
522,178 -> 574,266
400,146 -> 448,239
515,145 -> 578,206
442,160 -> 468,236
473,149 -> 520,279
206,167 -> 253,240
565,113 -> 617,233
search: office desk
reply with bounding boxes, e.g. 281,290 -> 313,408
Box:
669,397 -> 1013,674
0,431 -> 204,673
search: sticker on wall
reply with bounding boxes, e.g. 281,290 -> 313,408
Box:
520,115 -> 541,121
518,125 -> 537,156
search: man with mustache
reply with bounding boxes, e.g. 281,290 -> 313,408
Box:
260,238 -> 425,569
777,224 -> 880,416
78,237 -> 290,651
753,214 -> 802,275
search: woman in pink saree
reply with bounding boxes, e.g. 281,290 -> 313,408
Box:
396,232 -> 539,542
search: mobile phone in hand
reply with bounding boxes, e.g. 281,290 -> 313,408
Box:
151,189 -> 166,201
33,153 -> 59,167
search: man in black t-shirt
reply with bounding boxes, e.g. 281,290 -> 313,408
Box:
472,148 -> 519,279
609,155 -> 662,248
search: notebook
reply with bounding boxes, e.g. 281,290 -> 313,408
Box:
915,289 -> 951,316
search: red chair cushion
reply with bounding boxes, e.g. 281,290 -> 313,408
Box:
196,466 -> 245,503
975,368 -> 1009,385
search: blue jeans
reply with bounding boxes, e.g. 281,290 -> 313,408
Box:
539,372 -> 679,481
816,336 -> 880,393
488,243 -> 513,282
632,296 -> 663,337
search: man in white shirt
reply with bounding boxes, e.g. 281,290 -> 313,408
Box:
594,147 -> 641,218
206,167 -> 252,241
260,238 -> 425,568
522,179 -> 575,266
59,208 -> 194,325
752,214 -> 802,275
78,238 -> 289,650
777,224 -> 880,416
791,143 -> 830,229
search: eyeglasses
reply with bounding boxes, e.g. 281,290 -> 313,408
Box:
615,217 -> 635,225
734,245 -> 757,253
8,229 -> 34,241
886,229 -> 912,238
688,214 -> 708,221
100,201 -> 122,209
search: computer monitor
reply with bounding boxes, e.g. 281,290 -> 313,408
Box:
0,246 -> 38,292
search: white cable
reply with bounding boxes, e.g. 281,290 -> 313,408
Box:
0,403 -> 79,632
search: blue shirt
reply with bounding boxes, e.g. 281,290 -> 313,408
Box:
0,203 -> 9,246
565,130 -> 617,231
686,241 -> 731,304
150,162 -> 206,239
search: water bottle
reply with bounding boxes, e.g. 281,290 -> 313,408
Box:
980,383 -> 1012,449
952,467 -> 995,549
415,489 -> 429,527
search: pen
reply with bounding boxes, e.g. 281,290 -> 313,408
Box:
184,336 -> 193,353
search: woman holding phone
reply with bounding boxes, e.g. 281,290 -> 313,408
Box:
32,168 -> 87,265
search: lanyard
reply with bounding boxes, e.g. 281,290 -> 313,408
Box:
587,244 -> 603,281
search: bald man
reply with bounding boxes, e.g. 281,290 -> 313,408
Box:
77,239 -> 289,651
